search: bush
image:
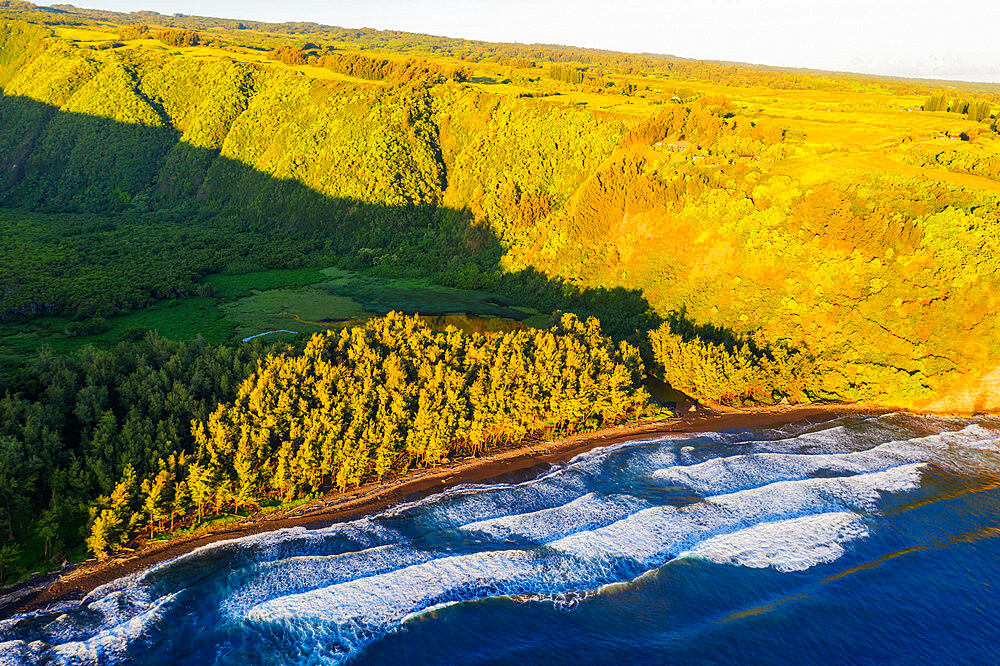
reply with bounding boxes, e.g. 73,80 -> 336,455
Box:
65,316 -> 110,337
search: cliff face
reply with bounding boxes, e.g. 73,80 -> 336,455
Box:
2,19 -> 1000,407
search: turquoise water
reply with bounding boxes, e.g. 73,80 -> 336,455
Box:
3,413 -> 999,664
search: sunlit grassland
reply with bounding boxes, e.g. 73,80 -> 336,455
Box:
52,24 -> 391,86
537,91 -> 661,116
50,25 -> 119,42
52,21 -> 990,139
132,40 -> 390,85
221,268 -> 543,339
822,151 -> 1000,192
464,79 -> 535,97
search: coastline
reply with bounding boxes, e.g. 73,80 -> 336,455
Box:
0,402 -> 889,619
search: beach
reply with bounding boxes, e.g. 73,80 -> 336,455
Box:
0,402 -> 890,619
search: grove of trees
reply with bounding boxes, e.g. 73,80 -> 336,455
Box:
924,93 -> 993,121
80,313 -> 648,557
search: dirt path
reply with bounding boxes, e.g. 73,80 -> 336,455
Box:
0,403 -> 890,619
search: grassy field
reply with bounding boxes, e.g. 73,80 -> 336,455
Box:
51,26 -> 120,42
1,266 -> 547,364
47,25 -> 392,86
0,297 -> 232,363
202,267 -> 329,299
221,267 -> 544,341
322,268 -> 533,318
221,286 -> 365,340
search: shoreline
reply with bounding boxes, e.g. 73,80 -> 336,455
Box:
0,402 -> 889,619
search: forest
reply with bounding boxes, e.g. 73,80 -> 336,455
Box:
1,4 -> 1000,580
0,312 -> 647,565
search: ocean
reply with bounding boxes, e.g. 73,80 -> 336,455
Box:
3,412 -> 999,664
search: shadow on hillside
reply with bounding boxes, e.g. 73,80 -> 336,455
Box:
665,306 -> 762,355
0,93 -> 742,348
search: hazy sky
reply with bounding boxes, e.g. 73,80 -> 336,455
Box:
78,0 -> 1000,82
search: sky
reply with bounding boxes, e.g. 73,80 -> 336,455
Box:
76,0 -> 1000,83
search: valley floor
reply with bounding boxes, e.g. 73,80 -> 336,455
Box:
0,402 -> 892,619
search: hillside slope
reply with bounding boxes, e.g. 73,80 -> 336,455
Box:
1,16 -> 1000,409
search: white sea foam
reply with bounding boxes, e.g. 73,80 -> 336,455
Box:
401,599 -> 464,624
82,573 -> 141,606
731,411 -> 962,456
381,467 -> 591,530
245,462 -> 928,663
221,543 -> 433,619
549,464 -> 924,562
2,591 -> 179,665
0,641 -> 43,666
458,492 -> 647,542
132,516 -> 403,594
563,436 -> 681,473
246,549 -> 551,627
652,423 -> 996,495
382,439 -> 676,532
14,415 -> 998,664
680,512 -> 870,572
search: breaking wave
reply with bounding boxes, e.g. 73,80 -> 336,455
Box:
3,412 -> 998,664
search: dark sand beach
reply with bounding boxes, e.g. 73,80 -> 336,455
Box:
0,403 -> 890,619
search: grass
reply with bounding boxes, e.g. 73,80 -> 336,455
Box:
52,26 -> 120,42
0,297 -> 233,364
466,80 -> 536,97
826,151 -> 1000,191
323,270 -> 534,319
0,265 -> 550,368
221,286 -> 365,339
104,297 -> 235,344
230,287 -> 365,321
147,496 -> 315,543
1,268 -> 328,365
112,39 -> 391,87
221,267 -> 546,339
202,267 -> 329,299
541,91 -> 660,117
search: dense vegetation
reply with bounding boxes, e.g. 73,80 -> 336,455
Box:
2,4 -> 1000,578
923,93 -> 993,121
0,334 -> 266,574
80,313 -> 646,557
2,313 -> 648,565
902,141 -> 1000,180
0,208 -> 330,320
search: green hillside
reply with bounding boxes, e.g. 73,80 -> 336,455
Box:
2,3 -> 1000,578
3,13 -> 998,406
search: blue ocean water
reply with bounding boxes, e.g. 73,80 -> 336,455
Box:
3,412 -> 999,664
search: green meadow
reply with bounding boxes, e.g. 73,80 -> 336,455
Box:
0,266 -> 548,363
